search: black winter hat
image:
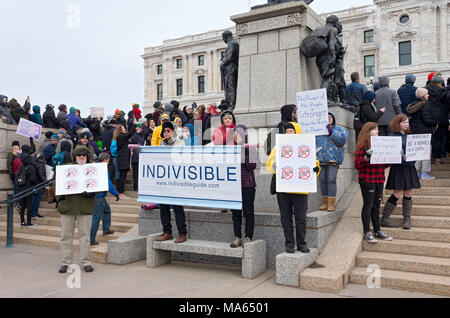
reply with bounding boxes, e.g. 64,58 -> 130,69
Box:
45,131 -> 54,139
283,122 -> 296,134
281,105 -> 297,122
170,100 -> 180,109
221,111 -> 236,126
153,101 -> 162,108
12,141 -> 20,147
160,122 -> 175,138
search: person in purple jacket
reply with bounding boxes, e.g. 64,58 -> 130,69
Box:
230,125 -> 257,248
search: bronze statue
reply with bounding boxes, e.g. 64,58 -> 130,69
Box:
300,15 -> 347,104
220,30 -> 239,111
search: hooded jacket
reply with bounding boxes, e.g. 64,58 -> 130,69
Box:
235,125 -> 257,188
57,110 -> 68,127
212,111 -> 236,146
359,91 -> 384,124
56,132 -> 74,155
67,110 -> 83,129
181,124 -> 201,146
375,76 -> 402,126
266,122 -> 321,195
316,113 -> 349,165
0,95 -> 16,125
17,152 -> 39,190
57,146 -> 98,216
129,129 -> 146,164
161,123 -> 185,147
29,105 -> 43,126
102,124 -> 115,152
43,107 -> 59,128
428,84 -> 450,125
397,74 -> 417,116
117,125 -> 136,171
151,113 -> 170,146
406,97 -> 437,135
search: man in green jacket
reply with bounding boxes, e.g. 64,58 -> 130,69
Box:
57,146 -> 99,274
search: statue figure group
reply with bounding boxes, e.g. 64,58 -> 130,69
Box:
220,30 -> 239,111
300,15 -> 347,104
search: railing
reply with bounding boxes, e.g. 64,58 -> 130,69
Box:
0,179 -> 54,248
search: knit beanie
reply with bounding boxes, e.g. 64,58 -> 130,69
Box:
45,131 -> 54,139
115,109 -> 121,116
12,141 -> 20,147
431,73 -> 444,85
428,73 -> 436,82
416,87 -> 428,98
133,107 -> 142,120
170,100 -> 180,109
132,103 -> 140,109
283,122 -> 296,134
363,91 -> 377,103
70,107 -> 76,114
51,134 -> 58,140
98,152 -> 110,162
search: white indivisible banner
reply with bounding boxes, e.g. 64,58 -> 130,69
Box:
296,88 -> 329,136
56,163 -> 109,196
16,118 -> 42,141
406,134 -> 432,162
138,146 -> 242,210
276,134 -> 317,193
370,136 -> 403,164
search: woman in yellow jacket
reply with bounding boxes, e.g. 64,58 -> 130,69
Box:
151,113 -> 171,146
266,122 -> 321,254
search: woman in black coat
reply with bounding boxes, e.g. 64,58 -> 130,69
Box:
428,80 -> 450,164
115,120 -> 136,197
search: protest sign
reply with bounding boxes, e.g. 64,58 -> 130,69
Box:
45,164 -> 54,181
16,118 -> 42,141
90,107 -> 104,119
56,163 -> 108,196
406,134 -> 432,162
370,136 -> 402,164
138,146 -> 242,210
276,134 -> 317,193
296,88 -> 329,136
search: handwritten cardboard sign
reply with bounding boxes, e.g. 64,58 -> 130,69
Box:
370,136 -> 402,164
406,134 -> 432,162
296,89 -> 329,136
16,118 -> 42,141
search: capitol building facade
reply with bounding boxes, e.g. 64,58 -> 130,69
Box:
141,0 -> 450,113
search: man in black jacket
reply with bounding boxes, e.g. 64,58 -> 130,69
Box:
31,153 -> 47,219
43,104 -> 59,128
17,146 -> 39,227
0,94 -> 16,125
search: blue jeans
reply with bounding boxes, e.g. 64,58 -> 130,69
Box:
112,157 -> 120,181
319,165 -> 339,197
90,197 -> 112,243
31,189 -> 43,217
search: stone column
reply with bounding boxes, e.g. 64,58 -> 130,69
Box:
440,3 -> 448,62
163,56 -> 172,99
183,54 -> 189,97
207,50 -> 214,93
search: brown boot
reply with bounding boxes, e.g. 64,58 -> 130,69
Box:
230,237 -> 243,248
174,234 -> 187,244
320,197 -> 328,211
327,197 -> 336,212
157,233 -> 173,242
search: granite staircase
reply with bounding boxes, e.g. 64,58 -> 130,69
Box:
0,175 -> 141,264
349,159 -> 450,296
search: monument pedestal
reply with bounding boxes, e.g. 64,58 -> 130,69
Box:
231,1 -> 323,116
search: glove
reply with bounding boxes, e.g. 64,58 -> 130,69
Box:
313,166 -> 320,174
366,149 -> 374,156
326,124 -> 333,136
115,195 -> 120,201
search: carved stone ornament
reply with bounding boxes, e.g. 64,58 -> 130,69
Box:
236,23 -> 249,36
392,31 -> 417,41
287,12 -> 303,26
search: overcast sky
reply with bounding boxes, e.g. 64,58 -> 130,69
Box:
0,0 -> 373,117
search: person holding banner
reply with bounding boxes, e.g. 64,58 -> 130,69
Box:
156,121 -> 188,244
381,115 -> 421,230
354,122 -> 393,244
230,125 -> 257,248
266,122 -> 321,254
407,88 -> 437,180
317,113 -> 349,212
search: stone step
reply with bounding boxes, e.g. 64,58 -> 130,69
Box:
38,203 -> 141,214
0,215 -> 135,232
357,251 -> 450,277
30,209 -> 139,223
363,239 -> 450,258
429,171 -> 450,179
383,195 -> 450,206
387,187 -> 450,196
349,266 -> 450,297
383,227 -> 450,243
382,204 -> 450,218
0,231 -> 108,264
0,222 -> 121,242
387,215 -> 450,229
431,164 -> 450,171
419,179 -> 450,187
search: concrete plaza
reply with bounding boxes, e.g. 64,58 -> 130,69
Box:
0,244 -> 446,298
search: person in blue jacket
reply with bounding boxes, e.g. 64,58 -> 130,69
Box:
90,153 -> 120,246
397,74 -> 418,116
316,112 -> 349,212
30,105 -> 43,126
181,124 -> 201,146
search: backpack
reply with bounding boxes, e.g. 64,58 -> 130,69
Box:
15,166 -> 27,188
353,105 -> 368,131
52,151 -> 67,169
264,128 -> 278,156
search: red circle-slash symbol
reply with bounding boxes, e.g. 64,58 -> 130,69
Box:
66,180 -> 79,191
281,167 -> 294,181
85,179 -> 97,189
281,146 -> 294,159
85,167 -> 97,177
299,168 -> 311,180
66,168 -> 78,178
298,146 -> 311,159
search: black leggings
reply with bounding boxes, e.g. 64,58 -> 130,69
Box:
118,170 -> 128,194
360,180 -> 383,234
231,187 -> 256,239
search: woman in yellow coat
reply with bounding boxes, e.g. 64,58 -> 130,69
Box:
266,122 -> 321,254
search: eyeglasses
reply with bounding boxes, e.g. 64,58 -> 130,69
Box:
163,130 -> 172,133
76,154 -> 87,157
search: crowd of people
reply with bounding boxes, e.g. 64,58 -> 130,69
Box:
2,69 -> 449,272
